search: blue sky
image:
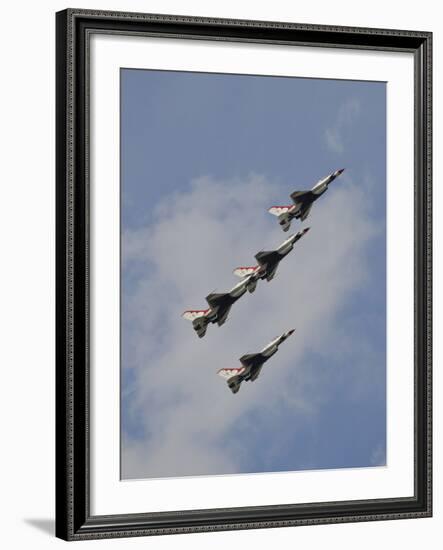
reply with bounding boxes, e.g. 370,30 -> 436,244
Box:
120,68 -> 386,479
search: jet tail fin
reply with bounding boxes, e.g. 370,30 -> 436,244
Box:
217,367 -> 246,380
233,266 -> 257,278
227,376 -> 243,394
218,368 -> 245,394
278,213 -> 292,232
268,205 -> 292,217
193,318 -> 208,338
182,310 -> 209,338
182,309 -> 208,322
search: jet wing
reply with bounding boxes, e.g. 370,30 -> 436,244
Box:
240,353 -> 265,369
265,264 -> 279,281
290,190 -> 313,204
248,365 -> 263,382
216,304 -> 232,326
255,250 -> 279,267
239,354 -> 265,382
299,203 -> 313,221
205,292 -> 226,308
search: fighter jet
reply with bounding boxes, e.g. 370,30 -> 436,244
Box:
268,168 -> 345,231
182,277 -> 249,338
232,227 -> 310,292
217,329 -> 295,394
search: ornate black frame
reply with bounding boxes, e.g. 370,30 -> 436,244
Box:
55,8 -> 432,541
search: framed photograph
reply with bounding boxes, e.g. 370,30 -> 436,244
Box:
55,8 -> 432,541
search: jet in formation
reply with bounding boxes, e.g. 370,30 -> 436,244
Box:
268,168 -> 345,232
182,277 -> 249,338
182,228 -> 309,337
217,329 -> 295,394
232,228 -> 310,293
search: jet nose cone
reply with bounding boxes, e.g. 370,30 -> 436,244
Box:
337,168 -> 345,175
288,329 -> 295,336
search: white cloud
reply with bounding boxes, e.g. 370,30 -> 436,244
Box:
325,98 -> 361,153
121,172 -> 380,479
